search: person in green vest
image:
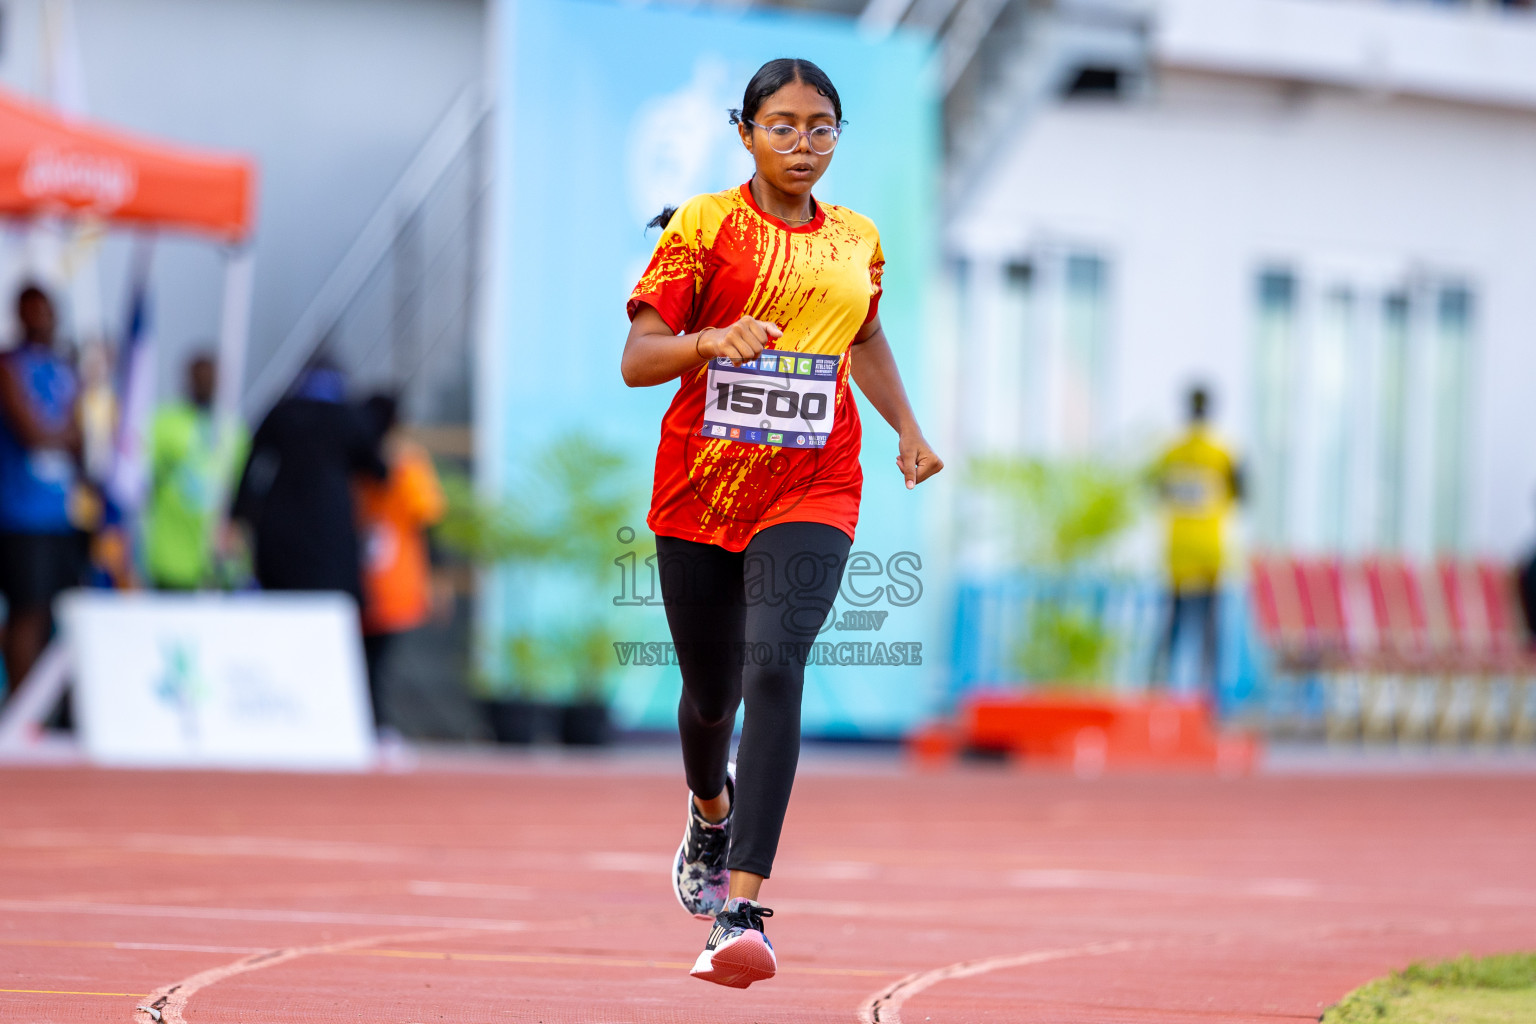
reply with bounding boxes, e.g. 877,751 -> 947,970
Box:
144,352 -> 249,590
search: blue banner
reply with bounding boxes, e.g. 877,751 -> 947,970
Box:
484,0 -> 941,735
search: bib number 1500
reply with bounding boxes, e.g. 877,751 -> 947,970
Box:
699,351 -> 841,448
714,382 -> 828,422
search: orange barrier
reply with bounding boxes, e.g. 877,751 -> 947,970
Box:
909,692 -> 1261,775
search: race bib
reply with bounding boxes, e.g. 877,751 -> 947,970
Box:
699,351 -> 840,449
1165,466 -> 1220,513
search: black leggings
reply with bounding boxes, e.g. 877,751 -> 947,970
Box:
656,521 -> 851,878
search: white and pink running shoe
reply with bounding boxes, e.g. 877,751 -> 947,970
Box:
689,897 -> 776,988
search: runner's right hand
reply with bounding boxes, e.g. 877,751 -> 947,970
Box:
700,316 -> 783,366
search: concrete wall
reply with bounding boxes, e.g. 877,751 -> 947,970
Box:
0,0 -> 484,406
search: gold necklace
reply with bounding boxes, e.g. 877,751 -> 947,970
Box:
751,177 -> 814,226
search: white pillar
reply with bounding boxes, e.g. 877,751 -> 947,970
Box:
215,247 -> 256,428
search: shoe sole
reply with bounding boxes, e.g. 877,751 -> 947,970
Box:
689,932 -> 776,989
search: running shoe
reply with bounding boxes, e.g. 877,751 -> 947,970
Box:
672,768 -> 733,919
689,897 -> 776,988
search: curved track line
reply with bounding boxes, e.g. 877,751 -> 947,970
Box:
858,939 -> 1138,1024
131,925 -> 517,1024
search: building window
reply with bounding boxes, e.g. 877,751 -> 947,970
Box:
1251,269 -> 1475,555
1252,269 -> 1297,548
1431,285 -> 1473,552
1061,252 -> 1109,453
1313,286 -> 1355,551
1000,259 -> 1035,451
1376,292 -> 1411,550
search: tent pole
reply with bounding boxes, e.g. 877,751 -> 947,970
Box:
215,246 -> 255,428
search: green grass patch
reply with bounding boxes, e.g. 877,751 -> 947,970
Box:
1322,952 -> 1536,1024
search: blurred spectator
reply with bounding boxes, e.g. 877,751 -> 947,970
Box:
77,341 -> 118,485
0,285 -> 86,690
1149,385 -> 1243,700
355,394 -> 447,729
1520,495 -> 1536,642
75,339 -> 129,588
144,352 -> 250,590
230,358 -> 384,603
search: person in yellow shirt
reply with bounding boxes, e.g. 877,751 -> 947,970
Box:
1150,386 -> 1242,701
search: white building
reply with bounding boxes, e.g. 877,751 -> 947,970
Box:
938,0 -> 1536,563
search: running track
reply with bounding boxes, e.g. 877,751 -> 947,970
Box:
2,750 -> 1534,1022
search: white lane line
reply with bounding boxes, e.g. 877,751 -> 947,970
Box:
0,899 -> 528,931
133,928 -> 470,1024
114,942 -> 268,955
0,829 -> 423,864
405,880 -> 533,900
857,940 -> 1138,1024
583,851 -> 668,872
0,830 -> 668,876
1009,869 -> 1320,899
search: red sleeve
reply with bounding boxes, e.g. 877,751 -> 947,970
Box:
864,236 -> 885,325
627,207 -> 704,334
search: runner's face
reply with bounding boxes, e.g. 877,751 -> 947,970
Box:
739,80 -> 837,198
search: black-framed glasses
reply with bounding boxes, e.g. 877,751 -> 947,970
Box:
746,120 -> 844,155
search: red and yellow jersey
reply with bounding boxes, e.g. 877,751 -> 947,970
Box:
627,182 -> 884,552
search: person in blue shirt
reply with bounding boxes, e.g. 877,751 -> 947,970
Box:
0,285 -> 86,693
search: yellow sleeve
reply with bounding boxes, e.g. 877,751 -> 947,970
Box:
626,193 -> 724,334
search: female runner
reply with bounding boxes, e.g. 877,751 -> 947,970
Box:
621,57 -> 942,989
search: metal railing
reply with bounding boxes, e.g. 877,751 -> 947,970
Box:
242,85 -> 491,428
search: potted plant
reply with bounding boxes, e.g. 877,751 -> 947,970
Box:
438,473 -> 550,742
552,623 -> 617,746
932,454 -> 1260,773
970,453 -> 1141,688
475,632 -> 561,744
957,456 -> 1145,767
525,436 -> 630,746
438,433 -> 635,745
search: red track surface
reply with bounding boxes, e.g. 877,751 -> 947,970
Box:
2,753 -> 1534,1023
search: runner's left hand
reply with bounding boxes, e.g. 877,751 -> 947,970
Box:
896,432 -> 943,489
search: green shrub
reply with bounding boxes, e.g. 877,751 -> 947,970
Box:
439,431 -> 639,701
969,455 -> 1144,688
969,455 -> 1141,571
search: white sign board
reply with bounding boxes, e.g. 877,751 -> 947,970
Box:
61,591 -> 376,770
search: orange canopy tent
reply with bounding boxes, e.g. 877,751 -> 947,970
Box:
0,86 -> 255,241
0,85 -> 258,423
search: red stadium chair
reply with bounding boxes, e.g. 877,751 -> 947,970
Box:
1358,557 -> 1440,741
1250,554 -> 1362,739
1474,562 -> 1536,743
